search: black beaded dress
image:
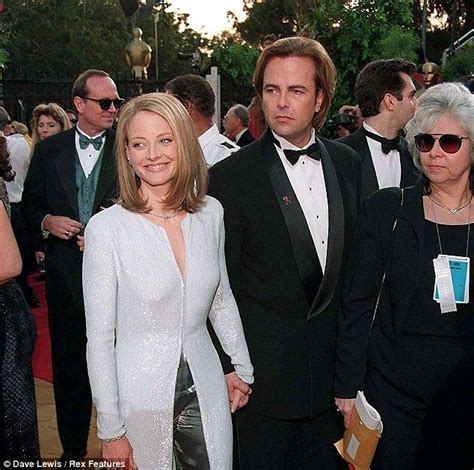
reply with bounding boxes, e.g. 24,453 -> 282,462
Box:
0,177 -> 39,460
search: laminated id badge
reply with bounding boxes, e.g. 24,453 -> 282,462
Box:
434,255 -> 470,310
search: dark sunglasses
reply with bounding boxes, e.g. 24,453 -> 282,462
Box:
84,97 -> 125,111
414,134 -> 470,154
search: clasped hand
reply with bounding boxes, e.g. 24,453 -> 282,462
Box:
43,215 -> 85,250
225,371 -> 252,413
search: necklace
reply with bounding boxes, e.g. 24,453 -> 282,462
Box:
430,198 -> 471,256
429,194 -> 472,214
149,209 -> 179,220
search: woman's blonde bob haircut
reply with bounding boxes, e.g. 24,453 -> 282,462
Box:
115,93 -> 208,214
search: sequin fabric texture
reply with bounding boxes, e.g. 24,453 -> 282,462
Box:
83,196 -> 254,470
0,279 -> 39,459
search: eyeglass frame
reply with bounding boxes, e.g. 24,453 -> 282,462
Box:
83,96 -> 125,111
414,133 -> 471,154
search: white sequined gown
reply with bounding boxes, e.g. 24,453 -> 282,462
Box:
83,197 -> 254,470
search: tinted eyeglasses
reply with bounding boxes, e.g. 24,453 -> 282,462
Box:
84,97 -> 125,111
414,134 -> 470,154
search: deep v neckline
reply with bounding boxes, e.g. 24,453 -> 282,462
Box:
135,210 -> 189,279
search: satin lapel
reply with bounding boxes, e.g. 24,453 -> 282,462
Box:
352,129 -> 379,198
399,138 -> 416,187
260,130 -> 322,308
307,138 -> 345,320
92,130 -> 116,214
54,129 -> 79,218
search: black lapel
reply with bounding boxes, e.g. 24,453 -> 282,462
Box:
353,129 -> 379,198
399,138 -> 417,188
394,182 -> 425,250
261,130 -> 323,307
307,138 -> 345,320
92,129 -> 116,214
54,129 -> 79,218
393,183 -> 425,312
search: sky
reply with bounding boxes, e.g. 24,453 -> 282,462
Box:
168,0 -> 246,37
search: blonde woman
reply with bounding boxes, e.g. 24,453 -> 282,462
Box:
83,93 -> 253,469
30,102 -> 71,149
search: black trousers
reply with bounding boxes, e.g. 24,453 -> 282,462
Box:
48,298 -> 91,454
236,408 -> 345,470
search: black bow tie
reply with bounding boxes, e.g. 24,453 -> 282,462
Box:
278,143 -> 320,166
363,128 -> 400,154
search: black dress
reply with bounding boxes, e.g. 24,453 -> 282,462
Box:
368,221 -> 474,469
0,186 -> 39,460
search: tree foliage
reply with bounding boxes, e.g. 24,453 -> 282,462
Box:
1,0 -> 206,82
230,0 -> 421,111
442,43 -> 474,81
3,0 -> 128,76
210,35 -> 260,111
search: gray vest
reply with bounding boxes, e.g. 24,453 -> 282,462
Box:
75,148 -> 104,226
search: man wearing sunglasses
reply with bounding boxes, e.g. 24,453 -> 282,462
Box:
338,58 -> 418,199
22,69 -> 120,464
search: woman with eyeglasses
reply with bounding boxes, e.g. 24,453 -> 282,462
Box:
83,93 -> 253,469
335,82 -> 474,469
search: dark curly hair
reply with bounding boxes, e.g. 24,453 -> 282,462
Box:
0,136 -> 15,182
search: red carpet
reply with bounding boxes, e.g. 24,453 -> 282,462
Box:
29,274 -> 53,383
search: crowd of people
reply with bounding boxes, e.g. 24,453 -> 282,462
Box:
0,34 -> 472,470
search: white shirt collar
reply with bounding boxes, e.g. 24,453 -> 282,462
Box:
76,124 -> 106,140
271,129 -> 316,150
235,128 -> 247,142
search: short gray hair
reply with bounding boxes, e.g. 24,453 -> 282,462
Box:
230,104 -> 249,127
406,82 -> 474,175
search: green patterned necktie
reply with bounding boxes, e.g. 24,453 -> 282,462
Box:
79,133 -> 104,151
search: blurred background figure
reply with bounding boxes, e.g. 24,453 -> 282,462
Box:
328,104 -> 362,138
263,33 -> 277,48
65,109 -> 78,126
223,104 -> 255,147
0,133 -> 40,461
10,121 -> 32,146
337,58 -> 418,199
165,74 -> 238,167
29,103 -> 72,272
30,103 -> 72,150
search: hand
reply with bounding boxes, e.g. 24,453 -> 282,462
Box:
102,436 -> 137,469
77,235 -> 85,252
335,397 -> 356,430
43,215 -> 82,241
225,371 -> 252,413
35,251 -> 45,264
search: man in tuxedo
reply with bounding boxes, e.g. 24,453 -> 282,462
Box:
22,69 -> 120,462
164,74 -> 238,167
223,104 -> 255,147
209,37 -> 361,469
337,58 -> 418,199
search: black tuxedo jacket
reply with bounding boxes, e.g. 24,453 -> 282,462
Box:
22,127 -> 117,307
209,130 -> 361,419
236,128 -> 255,147
337,127 -> 417,200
